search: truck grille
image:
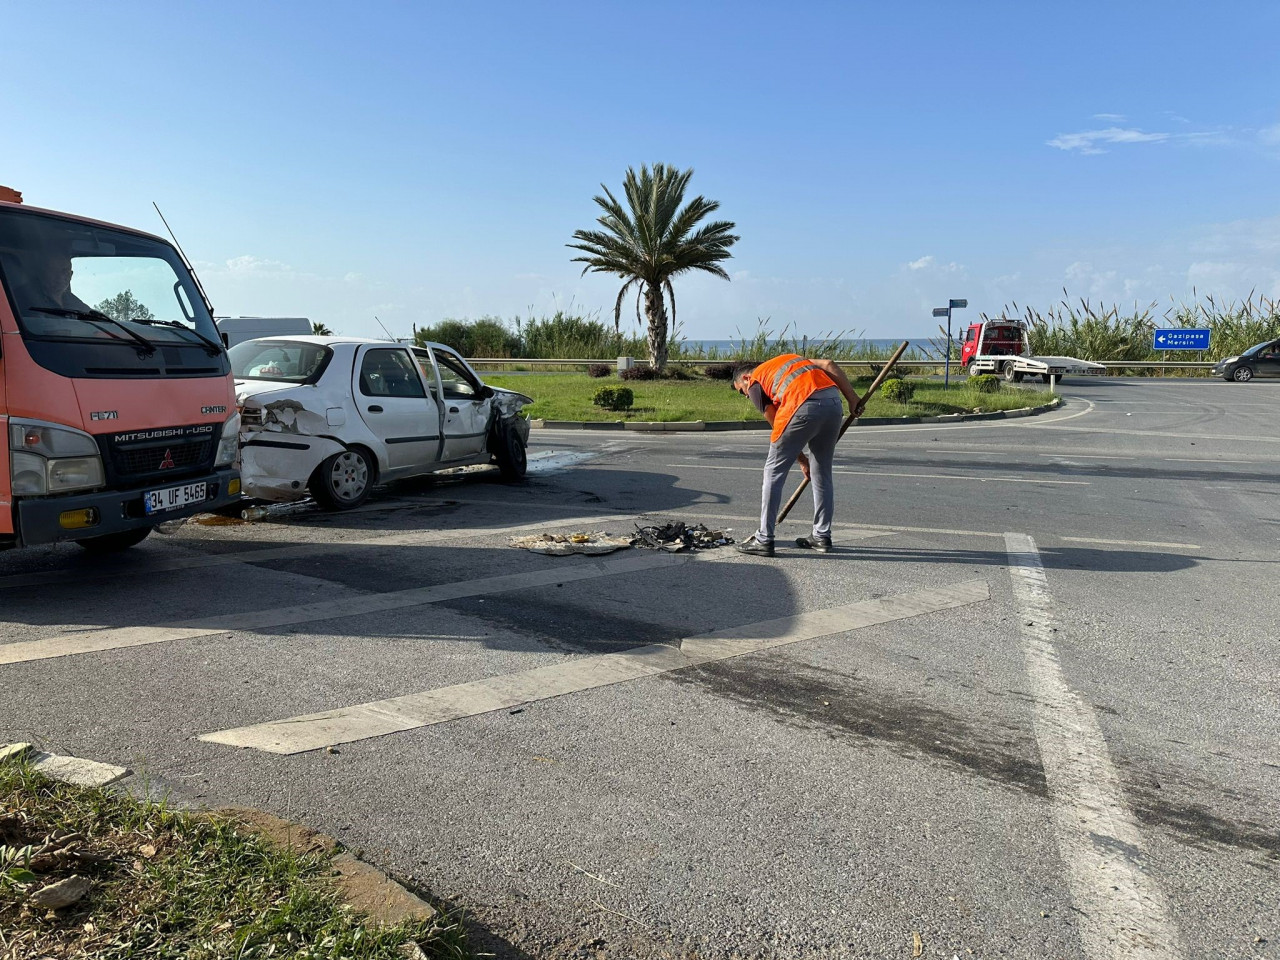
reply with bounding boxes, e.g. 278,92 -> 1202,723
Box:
101,424 -> 218,484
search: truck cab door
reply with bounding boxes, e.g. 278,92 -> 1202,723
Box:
353,346 -> 439,470
960,326 -> 979,365
430,346 -> 493,461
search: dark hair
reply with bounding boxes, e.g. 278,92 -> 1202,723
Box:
729,362 -> 756,386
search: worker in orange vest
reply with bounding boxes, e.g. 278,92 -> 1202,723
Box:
731,355 -> 865,556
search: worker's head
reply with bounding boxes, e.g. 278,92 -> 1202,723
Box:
730,363 -> 756,395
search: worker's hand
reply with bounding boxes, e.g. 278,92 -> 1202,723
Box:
797,452 -> 811,480
852,395 -> 866,418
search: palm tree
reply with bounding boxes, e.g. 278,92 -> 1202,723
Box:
568,164 -> 738,370
311,321 -> 333,336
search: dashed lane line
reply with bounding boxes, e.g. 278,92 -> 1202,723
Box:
200,579 -> 991,754
667,463 -> 1090,485
0,547 -> 697,666
1005,533 -> 1183,959
0,512 -> 645,592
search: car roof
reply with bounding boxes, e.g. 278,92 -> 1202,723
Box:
240,336 -> 458,351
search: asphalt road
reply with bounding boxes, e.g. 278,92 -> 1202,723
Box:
2,377 -> 1276,959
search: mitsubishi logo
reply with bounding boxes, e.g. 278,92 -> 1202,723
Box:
159,449 -> 175,470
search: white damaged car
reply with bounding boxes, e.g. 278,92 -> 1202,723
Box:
230,337 -> 532,509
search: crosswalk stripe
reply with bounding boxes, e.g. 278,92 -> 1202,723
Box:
0,512 -> 644,592
200,579 -> 990,755
0,546 -> 690,666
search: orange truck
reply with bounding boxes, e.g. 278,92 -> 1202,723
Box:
0,186 -> 240,552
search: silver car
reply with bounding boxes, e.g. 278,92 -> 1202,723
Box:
230,337 -> 532,509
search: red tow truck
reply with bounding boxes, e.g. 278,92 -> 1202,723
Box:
959,319 -> 1104,383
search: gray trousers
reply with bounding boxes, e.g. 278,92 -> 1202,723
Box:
755,388 -> 844,543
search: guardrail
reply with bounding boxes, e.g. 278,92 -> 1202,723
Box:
466,357 -> 1221,372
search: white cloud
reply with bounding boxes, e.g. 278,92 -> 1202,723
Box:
224,254 -> 292,275
906,255 -> 961,274
1260,123 -> 1280,147
1092,113 -> 1127,121
1047,127 -> 1170,155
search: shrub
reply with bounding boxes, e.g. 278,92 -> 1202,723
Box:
880,378 -> 916,403
413,316 -> 520,357
703,363 -> 736,380
620,366 -> 661,381
592,386 -> 633,411
969,374 -> 1000,394
587,363 -> 612,378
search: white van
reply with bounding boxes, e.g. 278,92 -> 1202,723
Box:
216,316 -> 313,348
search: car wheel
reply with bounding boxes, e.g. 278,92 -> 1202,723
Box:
311,448 -> 374,509
77,527 -> 152,552
1232,365 -> 1255,383
1001,361 -> 1017,381
494,423 -> 527,482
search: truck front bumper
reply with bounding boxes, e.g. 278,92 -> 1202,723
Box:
14,467 -> 240,547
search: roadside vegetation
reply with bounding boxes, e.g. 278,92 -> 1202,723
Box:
485,373 -> 1050,422
995,292 -> 1280,367
0,759 -> 469,960
413,292 -> 1279,372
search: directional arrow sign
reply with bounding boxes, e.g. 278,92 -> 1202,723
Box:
949,299 -> 968,309
1152,328 -> 1211,351
932,307 -> 949,317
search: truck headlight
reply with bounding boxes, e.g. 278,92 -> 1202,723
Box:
9,421 -> 105,495
215,413 -> 241,467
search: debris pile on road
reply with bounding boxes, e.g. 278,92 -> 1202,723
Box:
510,532 -> 635,555
631,521 -> 734,552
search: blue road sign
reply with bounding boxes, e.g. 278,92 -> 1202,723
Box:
1153,328 -> 1211,351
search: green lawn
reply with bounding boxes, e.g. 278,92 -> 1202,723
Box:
486,374 -> 1053,422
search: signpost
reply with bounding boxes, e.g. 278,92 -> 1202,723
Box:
934,299 -> 967,387
1152,328 -> 1211,351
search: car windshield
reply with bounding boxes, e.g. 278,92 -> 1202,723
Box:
230,339 -> 332,383
0,208 -> 218,348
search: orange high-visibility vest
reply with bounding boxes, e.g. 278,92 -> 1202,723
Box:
747,354 -> 838,442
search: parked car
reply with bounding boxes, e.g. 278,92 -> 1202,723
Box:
1212,340 -> 1280,382
230,337 -> 532,509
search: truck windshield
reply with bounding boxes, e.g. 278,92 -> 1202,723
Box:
230,339 -> 332,384
0,207 -> 227,378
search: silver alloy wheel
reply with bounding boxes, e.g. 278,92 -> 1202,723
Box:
328,450 -> 369,502
1233,365 -> 1254,382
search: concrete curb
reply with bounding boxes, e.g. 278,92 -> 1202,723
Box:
530,396 -> 1063,432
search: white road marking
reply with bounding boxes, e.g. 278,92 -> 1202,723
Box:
1167,463 -> 1254,471
674,512 -> 1002,539
0,512 -> 644,592
668,463 -> 1090,486
1005,533 -> 1183,959
1059,536 -> 1201,550
201,579 -> 991,754
1039,454 -> 1134,460
0,548 -> 694,666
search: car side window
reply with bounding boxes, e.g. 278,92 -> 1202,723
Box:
433,350 -> 480,400
359,349 -> 426,399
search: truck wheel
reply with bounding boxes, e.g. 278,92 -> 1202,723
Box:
310,448 -> 374,510
493,423 -> 527,482
967,361 -> 980,378
77,527 -> 153,552
1041,373 -> 1052,383
1232,365 -> 1255,383
1001,361 -> 1018,382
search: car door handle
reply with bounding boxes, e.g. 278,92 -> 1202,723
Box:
367,405 -> 383,413
449,406 -> 459,413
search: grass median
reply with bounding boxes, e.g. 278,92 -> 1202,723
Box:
486,374 -> 1054,423
0,758 -> 470,959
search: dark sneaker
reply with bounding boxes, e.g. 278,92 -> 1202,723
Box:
735,536 -> 775,557
795,536 -> 833,553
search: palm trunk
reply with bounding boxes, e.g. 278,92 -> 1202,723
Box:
644,284 -> 668,370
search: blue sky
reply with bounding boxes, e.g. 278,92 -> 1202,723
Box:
4,1 -> 1278,342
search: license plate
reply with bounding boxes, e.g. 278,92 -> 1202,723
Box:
143,482 -> 207,515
